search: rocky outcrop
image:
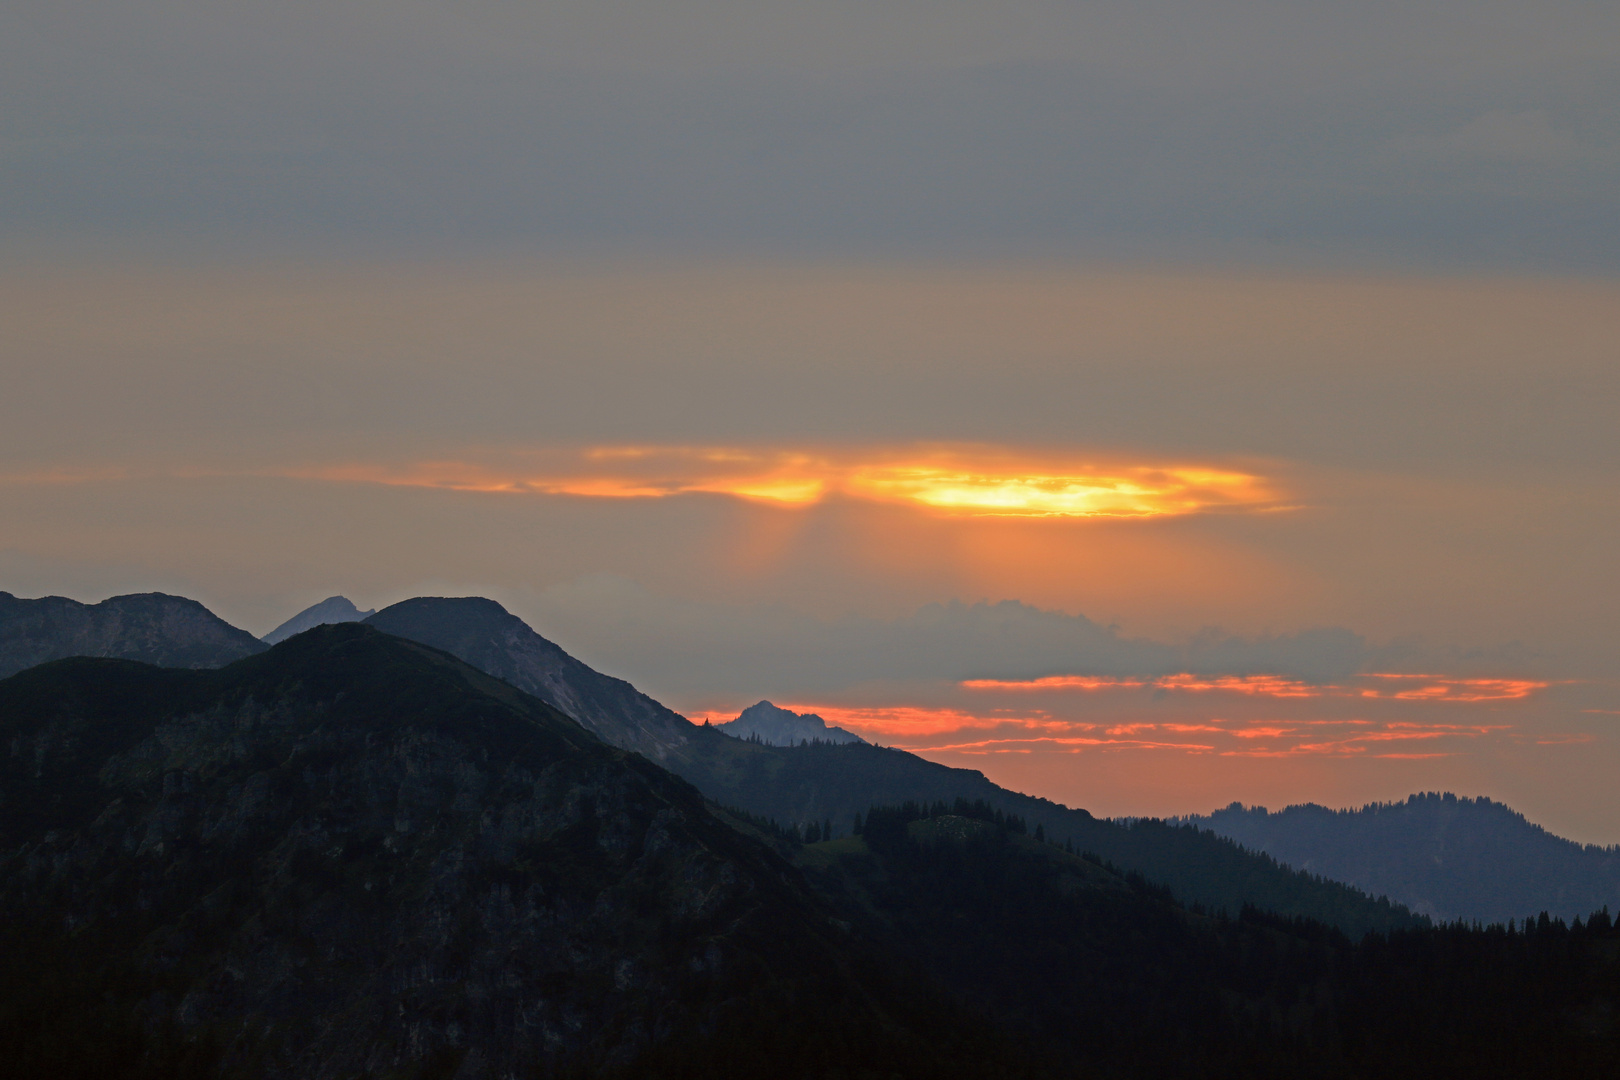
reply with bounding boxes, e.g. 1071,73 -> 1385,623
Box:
0,591 -> 266,679
715,700 -> 865,746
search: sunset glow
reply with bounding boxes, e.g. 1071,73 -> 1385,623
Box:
844,463 -> 1274,517
752,703 -> 1526,761
286,445 -> 1281,519
961,673 -> 1549,703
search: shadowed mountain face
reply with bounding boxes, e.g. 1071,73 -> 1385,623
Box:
715,700 -> 865,746
260,595 -> 375,644
0,625 -> 981,1079
365,597 -> 1419,937
0,589 -> 1420,935
365,597 -> 696,763
4,624 -> 1617,1078
790,806 -> 1620,1080
1179,795 -> 1620,924
0,591 -> 266,679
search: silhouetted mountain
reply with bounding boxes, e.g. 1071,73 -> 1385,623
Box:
0,589 -> 1421,935
260,595 -> 375,644
0,625 -> 993,1079
365,597 -> 695,763
365,597 -> 1419,936
5,620 -> 1617,1077
715,700 -> 865,745
0,591 -> 266,679
1178,793 -> 1620,923
793,802 -> 1620,1080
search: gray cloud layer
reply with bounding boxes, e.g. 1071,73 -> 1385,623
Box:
522,575 -> 1380,702
5,2 -> 1619,266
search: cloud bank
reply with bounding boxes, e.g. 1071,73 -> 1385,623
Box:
5,1 -> 1620,266
524,575 -> 1392,701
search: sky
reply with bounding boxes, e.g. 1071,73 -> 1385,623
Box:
3,3 -> 1618,841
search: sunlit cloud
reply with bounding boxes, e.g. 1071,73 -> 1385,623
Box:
843,460 -> 1275,517
715,703 -> 1055,737
729,702 -> 1522,761
907,734 -> 1221,754
1219,720 -> 1510,759
962,672 -> 1549,703
285,444 -> 1283,520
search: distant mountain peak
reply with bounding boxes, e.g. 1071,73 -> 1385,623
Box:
1178,793 -> 1620,923
262,595 -> 376,644
0,590 -> 266,678
715,700 -> 865,746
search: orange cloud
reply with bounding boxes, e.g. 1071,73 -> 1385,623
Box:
285,443 -> 1282,520
907,734 -> 1221,754
1214,720 -> 1508,758
963,672 -> 1548,703
758,703 -> 1058,737
732,702 -> 1518,762
844,460 -> 1275,518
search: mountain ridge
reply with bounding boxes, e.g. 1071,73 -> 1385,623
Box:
1177,793 -> 1620,923
0,624 -> 988,1078
0,591 -> 267,679
365,597 -> 696,763
0,588 -> 1426,935
361,596 -> 1420,936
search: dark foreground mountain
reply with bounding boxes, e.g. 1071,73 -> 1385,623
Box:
789,802 -> 1620,1080
1178,794 -> 1620,923
0,626 -> 991,1080
0,591 -> 1417,935
715,700 -> 865,746
260,595 -> 375,644
366,597 -> 1419,937
4,627 -> 1617,1078
0,591 -> 266,679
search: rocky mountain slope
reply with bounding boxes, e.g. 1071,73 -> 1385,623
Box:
1178,794 -> 1620,923
365,597 -> 697,763
0,591 -> 266,679
0,625 -> 986,1079
714,700 -> 864,745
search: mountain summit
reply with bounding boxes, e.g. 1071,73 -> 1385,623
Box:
364,596 -> 695,762
715,700 -> 865,746
0,591 -> 266,679
261,595 -> 376,644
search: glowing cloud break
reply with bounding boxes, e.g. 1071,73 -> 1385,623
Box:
960,673 -> 1549,703
291,445 -> 1281,520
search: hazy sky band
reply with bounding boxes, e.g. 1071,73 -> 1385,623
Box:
3,4 -> 1618,838
5,1 -> 1620,267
